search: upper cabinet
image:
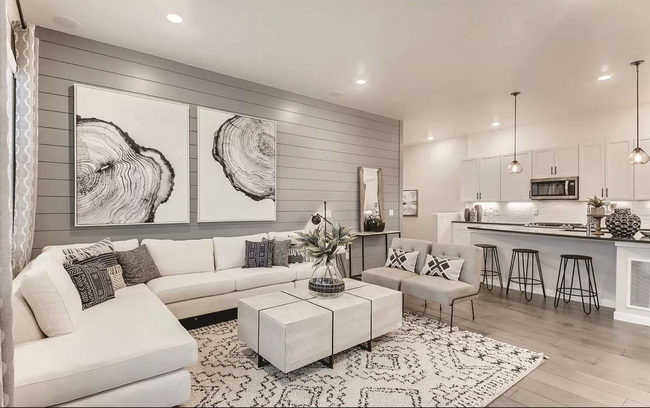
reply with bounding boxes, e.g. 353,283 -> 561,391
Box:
579,142 -> 606,200
635,138 -> 650,200
460,156 -> 500,202
501,152 -> 532,201
532,146 -> 579,178
606,139 -> 635,201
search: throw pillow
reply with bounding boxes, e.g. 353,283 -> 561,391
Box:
116,245 -> 162,286
64,262 -> 116,310
243,240 -> 273,268
420,254 -> 465,281
385,248 -> 419,273
263,238 -> 291,267
62,237 -> 126,291
288,245 -> 304,264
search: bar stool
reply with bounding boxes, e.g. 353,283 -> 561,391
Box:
554,254 -> 600,315
475,244 -> 503,291
506,249 -> 546,301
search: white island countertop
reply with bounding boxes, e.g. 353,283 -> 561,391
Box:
465,224 -> 650,245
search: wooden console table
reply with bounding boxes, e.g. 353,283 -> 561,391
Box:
351,230 -> 401,278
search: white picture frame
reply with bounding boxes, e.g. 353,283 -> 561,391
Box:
197,106 -> 277,222
74,84 -> 190,226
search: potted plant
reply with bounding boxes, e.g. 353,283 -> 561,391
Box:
295,222 -> 357,298
365,213 -> 385,232
588,196 -> 606,216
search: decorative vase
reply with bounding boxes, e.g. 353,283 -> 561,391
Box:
605,208 -> 641,238
308,263 -> 345,298
469,208 -> 478,222
364,220 -> 373,232
371,222 -> 385,232
464,208 -> 471,221
589,207 -> 606,217
475,204 -> 483,222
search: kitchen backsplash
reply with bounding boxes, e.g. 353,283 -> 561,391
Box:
466,201 -> 650,227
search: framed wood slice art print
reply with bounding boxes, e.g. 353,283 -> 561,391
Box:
74,85 -> 190,226
197,107 -> 276,222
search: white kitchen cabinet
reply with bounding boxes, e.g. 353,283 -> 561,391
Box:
555,146 -> 580,177
606,139 -> 635,200
532,146 -> 579,178
480,156 -> 501,201
532,149 -> 555,178
579,142 -> 605,200
501,151 -> 532,201
461,158 -> 479,202
634,138 -> 650,200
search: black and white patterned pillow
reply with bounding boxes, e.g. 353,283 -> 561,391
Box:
420,254 -> 465,281
243,240 -> 273,268
385,248 -> 419,272
288,245 -> 304,264
63,238 -> 126,291
64,261 -> 115,310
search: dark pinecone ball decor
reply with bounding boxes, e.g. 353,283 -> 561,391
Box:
605,208 -> 641,238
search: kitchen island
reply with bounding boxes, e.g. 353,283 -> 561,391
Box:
454,222 -> 650,326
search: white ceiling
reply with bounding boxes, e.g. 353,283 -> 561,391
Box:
19,0 -> 650,145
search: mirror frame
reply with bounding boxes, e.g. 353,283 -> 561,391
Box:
358,166 -> 384,231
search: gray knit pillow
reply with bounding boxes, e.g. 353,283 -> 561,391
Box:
116,245 -> 161,286
263,238 -> 290,267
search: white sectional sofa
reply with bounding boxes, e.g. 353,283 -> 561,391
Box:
12,231 -> 313,407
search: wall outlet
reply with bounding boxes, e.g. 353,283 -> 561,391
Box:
326,210 -> 332,218
533,208 -> 539,216
389,209 -> 394,216
345,252 -> 349,260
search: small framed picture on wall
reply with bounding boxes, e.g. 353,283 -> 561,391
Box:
403,189 -> 418,217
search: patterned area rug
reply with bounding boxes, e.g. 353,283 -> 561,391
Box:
183,313 -> 544,407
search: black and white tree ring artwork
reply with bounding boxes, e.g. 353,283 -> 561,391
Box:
74,85 -> 189,226
197,107 -> 276,222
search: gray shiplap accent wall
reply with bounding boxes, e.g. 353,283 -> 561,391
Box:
33,28 -> 402,274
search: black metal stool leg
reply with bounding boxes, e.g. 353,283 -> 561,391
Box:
554,257 -> 565,307
575,259 -> 591,315
535,252 -> 547,298
524,253 -> 534,301
494,249 -> 504,289
506,251 -> 516,295
589,259 -> 600,310
566,259 -> 577,304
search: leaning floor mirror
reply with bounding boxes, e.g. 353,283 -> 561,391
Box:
358,167 -> 384,232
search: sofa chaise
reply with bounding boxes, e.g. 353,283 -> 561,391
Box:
12,231 -> 313,407
362,238 -> 482,331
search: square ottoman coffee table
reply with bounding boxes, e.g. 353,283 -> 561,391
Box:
238,279 -> 402,374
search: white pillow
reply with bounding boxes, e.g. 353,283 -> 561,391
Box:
420,254 -> 465,281
385,248 -> 419,273
268,230 -> 303,245
42,239 -> 139,263
213,233 -> 268,271
20,254 -> 82,337
141,239 -> 215,276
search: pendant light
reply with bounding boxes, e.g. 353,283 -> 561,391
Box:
628,60 -> 650,165
507,91 -> 523,174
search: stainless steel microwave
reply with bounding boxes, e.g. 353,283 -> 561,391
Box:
530,177 -> 579,200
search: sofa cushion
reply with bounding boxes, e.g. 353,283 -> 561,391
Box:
141,238 -> 215,276
62,238 -> 126,291
20,254 -> 82,337
43,239 -> 139,263
289,262 -> 313,280
117,245 -> 162,286
147,272 -> 236,304
220,266 -> 296,291
213,233 -> 267,271
64,262 -> 116,310
391,238 -> 432,276
401,275 -> 477,306
362,267 -> 414,291
14,284 -> 197,407
268,230 -> 302,245
12,263 -> 46,344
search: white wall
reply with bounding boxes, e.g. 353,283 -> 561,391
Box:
402,136 -> 467,239
468,103 -> 650,157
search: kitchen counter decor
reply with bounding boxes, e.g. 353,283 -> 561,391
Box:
606,208 -> 641,239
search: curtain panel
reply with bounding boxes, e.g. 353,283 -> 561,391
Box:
1,0 -> 15,405
11,22 -> 38,278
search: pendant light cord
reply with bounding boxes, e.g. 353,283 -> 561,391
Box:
514,94 -> 517,161
637,63 -> 640,148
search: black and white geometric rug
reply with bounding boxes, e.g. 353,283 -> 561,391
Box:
183,313 -> 544,407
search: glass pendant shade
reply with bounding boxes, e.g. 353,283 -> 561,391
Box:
507,159 -> 523,174
628,147 -> 650,165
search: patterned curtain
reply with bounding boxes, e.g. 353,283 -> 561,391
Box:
11,22 -> 38,278
1,0 -> 16,404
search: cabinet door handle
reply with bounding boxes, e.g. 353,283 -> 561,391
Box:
477,192 -> 479,200
551,166 -> 553,175
480,192 -> 482,200
606,188 -> 609,197
555,166 -> 558,175
602,188 -> 604,197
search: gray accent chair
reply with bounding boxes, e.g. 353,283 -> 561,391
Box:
362,238 -> 482,332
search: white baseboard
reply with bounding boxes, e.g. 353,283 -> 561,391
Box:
614,311 -> 650,326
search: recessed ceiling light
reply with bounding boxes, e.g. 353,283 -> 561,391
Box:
427,136 -> 434,141
167,14 -> 183,23
492,122 -> 500,127
52,16 -> 81,29
598,74 -> 612,81
355,79 -> 367,85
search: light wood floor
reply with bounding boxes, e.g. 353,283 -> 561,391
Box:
403,286 -> 650,407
